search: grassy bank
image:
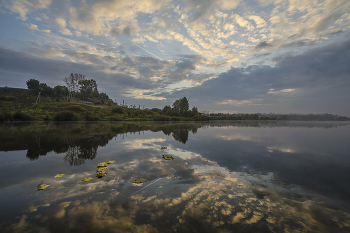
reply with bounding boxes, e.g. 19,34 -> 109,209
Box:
0,88 -> 209,121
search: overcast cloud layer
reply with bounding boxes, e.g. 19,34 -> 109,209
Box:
0,0 -> 350,115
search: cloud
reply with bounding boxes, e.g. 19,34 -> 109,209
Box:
27,23 -> 38,32
6,0 -> 52,20
54,17 -> 72,35
157,34 -> 350,115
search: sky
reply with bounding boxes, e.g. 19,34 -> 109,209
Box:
0,0 -> 350,116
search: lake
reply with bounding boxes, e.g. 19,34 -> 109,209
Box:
1,121 -> 350,233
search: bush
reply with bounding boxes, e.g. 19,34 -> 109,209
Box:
54,111 -> 79,121
193,113 -> 209,121
154,115 -> 171,121
66,105 -> 86,112
111,106 -> 125,114
85,112 -> 100,121
13,112 -> 32,121
108,116 -> 123,121
0,95 -> 17,101
107,99 -> 114,106
0,112 -> 13,121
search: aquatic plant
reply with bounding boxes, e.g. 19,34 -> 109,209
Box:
162,155 -> 174,160
37,181 -> 49,190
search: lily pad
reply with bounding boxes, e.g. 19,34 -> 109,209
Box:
162,155 -> 174,160
97,162 -> 108,167
132,178 -> 146,184
161,147 -> 167,149
105,161 -> 115,164
132,182 -> 144,186
96,167 -> 107,172
96,172 -> 107,178
54,174 -> 65,178
82,177 -> 93,182
37,181 -> 49,190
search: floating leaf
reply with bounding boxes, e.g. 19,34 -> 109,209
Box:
132,178 -> 146,184
54,174 -> 65,178
161,147 -> 167,150
96,167 -> 107,172
82,177 -> 93,182
162,155 -> 174,160
96,172 -> 107,178
37,181 -> 49,190
97,162 -> 108,167
132,182 -> 144,186
105,161 -> 115,164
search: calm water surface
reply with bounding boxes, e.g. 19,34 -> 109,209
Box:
1,121 -> 350,233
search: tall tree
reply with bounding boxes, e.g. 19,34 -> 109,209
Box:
79,79 -> 98,100
99,92 -> 109,101
26,79 -> 40,89
63,73 -> 85,101
172,97 -> 189,116
53,85 -> 68,98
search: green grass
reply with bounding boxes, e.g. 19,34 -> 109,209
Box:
0,88 -> 209,122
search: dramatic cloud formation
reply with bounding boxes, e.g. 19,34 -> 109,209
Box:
0,0 -> 350,114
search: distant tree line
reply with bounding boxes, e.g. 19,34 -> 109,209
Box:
26,73 -> 110,103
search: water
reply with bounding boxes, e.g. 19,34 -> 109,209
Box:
1,121 -> 350,233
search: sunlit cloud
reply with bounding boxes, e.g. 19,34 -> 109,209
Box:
1,0 -> 350,114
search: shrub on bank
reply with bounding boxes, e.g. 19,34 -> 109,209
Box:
13,112 -> 32,121
111,106 -> 125,114
66,105 -> 86,112
85,112 -> 100,121
193,113 -> 209,121
107,115 -> 123,121
154,115 -> 172,121
54,111 -> 79,121
0,112 -> 13,121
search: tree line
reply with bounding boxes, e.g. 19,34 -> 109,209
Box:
26,73 -> 109,102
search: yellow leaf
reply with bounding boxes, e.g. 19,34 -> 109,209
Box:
82,177 -> 93,182
37,181 -> 49,190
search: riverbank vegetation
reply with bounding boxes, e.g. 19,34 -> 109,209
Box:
0,81 -> 208,121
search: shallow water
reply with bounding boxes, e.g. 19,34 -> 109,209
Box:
1,121 -> 350,233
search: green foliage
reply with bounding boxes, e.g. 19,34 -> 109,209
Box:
151,108 -> 162,114
162,105 -> 171,114
111,106 -> 125,114
79,79 -> 98,100
26,79 -> 40,89
191,107 -> 199,116
53,85 -> 68,98
0,112 -> 13,121
0,95 -> 17,101
85,112 -> 100,121
107,99 -> 114,106
172,97 -> 189,116
154,115 -> 172,121
35,83 -> 53,96
99,92 -> 109,101
107,115 -> 123,121
13,112 -> 33,121
66,105 -> 86,112
54,111 -> 79,121
193,113 -> 209,121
